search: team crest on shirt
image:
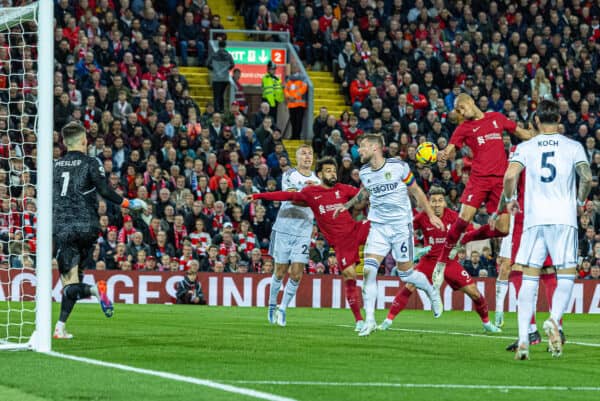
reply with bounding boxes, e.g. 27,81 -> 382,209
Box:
385,172 -> 392,180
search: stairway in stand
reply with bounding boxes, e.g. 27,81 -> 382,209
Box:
306,71 -> 348,118
207,0 -> 245,41
179,67 -> 212,111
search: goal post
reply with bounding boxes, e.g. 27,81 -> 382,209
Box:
0,0 -> 53,352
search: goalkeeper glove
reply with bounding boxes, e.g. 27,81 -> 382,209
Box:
122,198 -> 148,211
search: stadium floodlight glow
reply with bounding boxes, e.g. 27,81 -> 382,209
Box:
0,1 -> 53,352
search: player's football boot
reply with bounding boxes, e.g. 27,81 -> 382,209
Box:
505,330 -> 542,351
97,280 -> 114,318
483,321 -> 502,333
494,311 -> 505,328
430,289 -> 443,318
413,246 -> 432,262
514,344 -> 529,361
275,308 -> 286,327
53,327 -> 74,340
268,304 -> 277,324
378,319 -> 393,331
354,320 -> 365,332
358,320 -> 377,337
431,262 -> 446,291
543,319 -> 562,358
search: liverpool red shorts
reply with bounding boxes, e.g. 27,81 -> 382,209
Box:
416,257 -> 474,290
333,220 -> 371,270
460,175 -> 503,212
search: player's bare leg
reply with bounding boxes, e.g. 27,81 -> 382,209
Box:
395,260 -> 442,319
495,257 -> 512,328
342,265 -> 364,331
433,204 -> 476,289
460,284 -> 501,333
268,263 -> 288,324
277,262 -> 305,326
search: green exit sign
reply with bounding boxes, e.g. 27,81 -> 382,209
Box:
226,47 -> 287,65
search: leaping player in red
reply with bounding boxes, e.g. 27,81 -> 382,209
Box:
432,93 -> 533,291
380,186 -> 502,333
248,157 -> 369,331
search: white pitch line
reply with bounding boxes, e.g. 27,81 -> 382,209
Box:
336,325 -> 600,347
227,380 -> 600,392
47,352 -> 298,401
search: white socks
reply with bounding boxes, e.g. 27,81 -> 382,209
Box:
398,268 -> 434,297
363,259 -> 379,322
495,280 -> 508,313
518,276 -> 539,346
280,279 -> 300,311
551,275 -> 575,324
268,274 -> 282,306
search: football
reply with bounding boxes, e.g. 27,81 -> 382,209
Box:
415,142 -> 438,165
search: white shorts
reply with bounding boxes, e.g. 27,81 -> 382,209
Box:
364,221 -> 413,263
269,230 -> 310,265
499,235 -> 512,259
498,214 -> 514,259
515,225 -> 578,269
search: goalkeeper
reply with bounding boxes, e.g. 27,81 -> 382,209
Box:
52,122 -> 147,339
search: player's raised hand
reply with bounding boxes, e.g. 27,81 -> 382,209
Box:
244,194 -> 256,203
429,214 -> 445,231
332,204 -> 347,219
128,198 -> 148,211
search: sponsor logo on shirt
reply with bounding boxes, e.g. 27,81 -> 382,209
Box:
367,182 -> 399,195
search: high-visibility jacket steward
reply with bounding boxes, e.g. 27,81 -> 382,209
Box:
262,73 -> 284,107
284,78 -> 308,109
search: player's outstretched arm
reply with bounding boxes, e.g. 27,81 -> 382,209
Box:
250,191 -> 307,206
333,187 -> 368,218
499,161 -> 524,215
90,159 -> 146,211
408,182 -> 444,230
576,161 -> 593,207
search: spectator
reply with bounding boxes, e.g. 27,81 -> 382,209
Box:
207,40 -> 235,113
178,11 -> 205,67
284,64 -> 308,139
349,69 -> 373,114
261,61 -> 284,124
175,270 -> 206,304
586,265 -> 600,280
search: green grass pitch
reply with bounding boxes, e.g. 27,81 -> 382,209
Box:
0,303 -> 599,401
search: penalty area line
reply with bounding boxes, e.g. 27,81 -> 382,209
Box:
46,351 -> 298,401
336,325 -> 600,347
226,380 -> 600,392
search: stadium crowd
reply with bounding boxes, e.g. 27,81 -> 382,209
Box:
1,0 -> 600,280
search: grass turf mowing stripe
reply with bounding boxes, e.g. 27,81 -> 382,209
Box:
47,351 -> 298,401
225,381 -> 600,392
336,325 -> 600,347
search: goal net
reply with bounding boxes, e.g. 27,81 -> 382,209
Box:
0,1 -> 53,352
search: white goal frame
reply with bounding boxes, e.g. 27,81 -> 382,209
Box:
0,0 -> 53,352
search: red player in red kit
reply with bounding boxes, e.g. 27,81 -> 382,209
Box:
249,157 -> 370,331
380,186 -> 502,332
432,94 -> 533,290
